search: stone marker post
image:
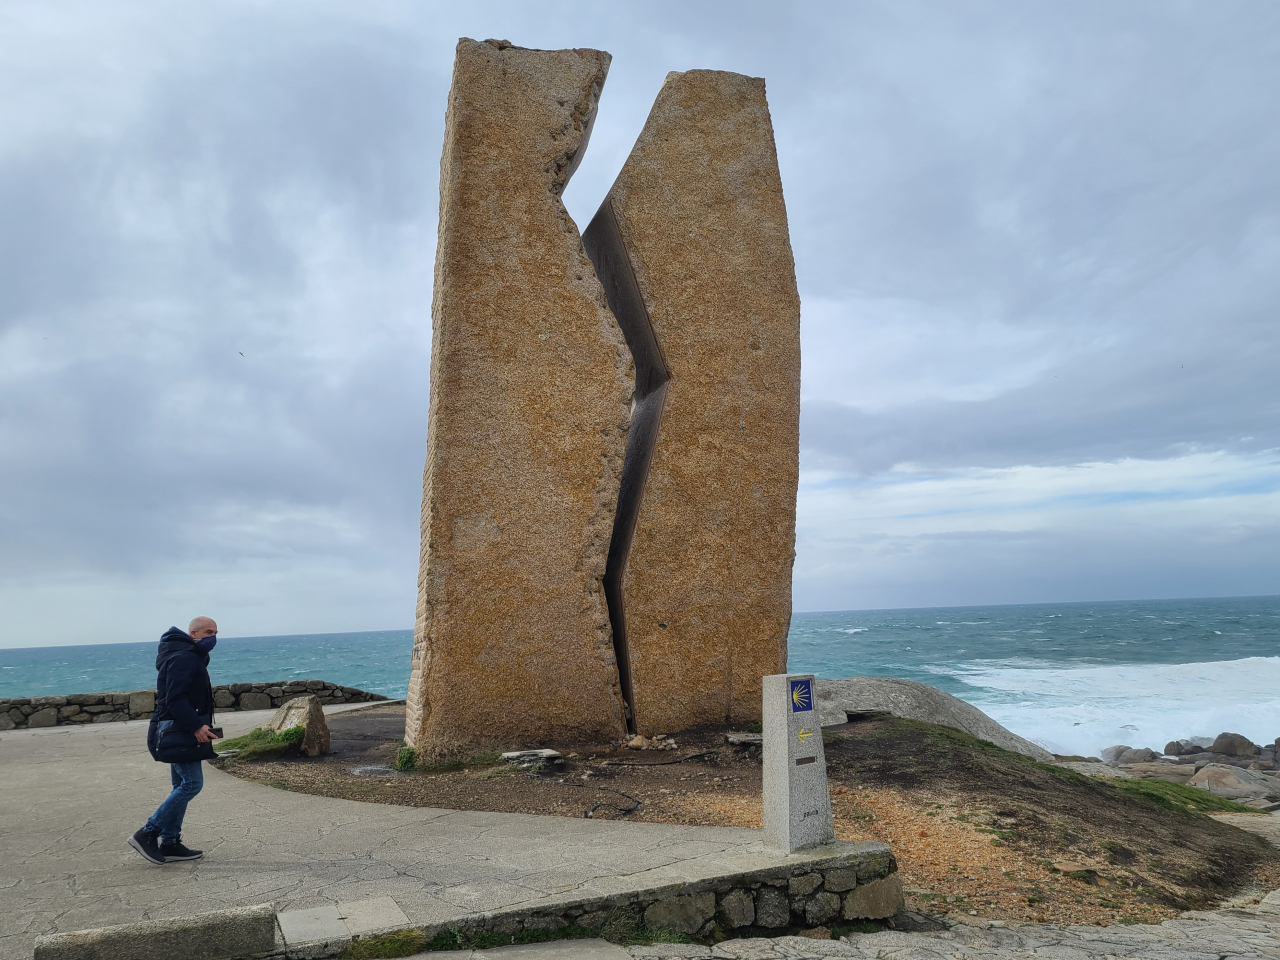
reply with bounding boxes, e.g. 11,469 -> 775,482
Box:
763,673 -> 834,853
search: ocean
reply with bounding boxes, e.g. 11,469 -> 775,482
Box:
3,596 -> 1278,758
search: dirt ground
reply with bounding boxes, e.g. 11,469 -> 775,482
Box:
218,704 -> 1280,927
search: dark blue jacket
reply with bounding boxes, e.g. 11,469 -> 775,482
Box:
147,627 -> 215,760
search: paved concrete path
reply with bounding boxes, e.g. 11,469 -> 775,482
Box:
0,705 -> 771,960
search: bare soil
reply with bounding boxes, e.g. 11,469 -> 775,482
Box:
217,704 -> 1280,927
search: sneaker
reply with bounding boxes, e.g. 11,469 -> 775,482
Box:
159,839 -> 203,862
127,828 -> 165,865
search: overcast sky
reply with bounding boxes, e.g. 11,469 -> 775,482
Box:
2,1 -> 1278,647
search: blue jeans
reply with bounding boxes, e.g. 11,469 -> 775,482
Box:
144,761 -> 203,843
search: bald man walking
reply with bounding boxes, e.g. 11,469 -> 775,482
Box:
128,617 -> 222,865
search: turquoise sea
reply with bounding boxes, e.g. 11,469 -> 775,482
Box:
3,595 -> 1278,757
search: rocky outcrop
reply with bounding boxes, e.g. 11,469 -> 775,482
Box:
582,69 -> 800,734
266,695 -> 330,757
0,681 -> 385,730
815,677 -> 1054,763
405,39 -> 634,755
1211,732 -> 1261,757
1189,763 -> 1280,802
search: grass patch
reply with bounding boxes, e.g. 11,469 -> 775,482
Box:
215,725 -> 305,761
1103,777 -> 1258,815
341,928 -> 427,959
393,746 -> 417,771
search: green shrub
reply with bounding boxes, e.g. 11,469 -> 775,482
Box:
1104,777 -> 1257,814
341,928 -> 427,958
215,725 -> 305,761
394,746 -> 417,771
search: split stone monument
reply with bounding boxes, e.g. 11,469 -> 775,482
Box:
407,39 -> 800,755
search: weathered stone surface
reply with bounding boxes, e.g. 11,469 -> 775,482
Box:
1211,731 -> 1259,756
27,708 -> 58,728
643,891 -> 714,936
404,39 -> 632,754
817,677 -> 1054,762
805,891 -> 841,925
754,886 -> 790,928
1189,762 -> 1279,800
822,867 -> 857,892
719,888 -> 754,927
1117,746 -> 1157,765
213,689 -> 236,708
788,873 -> 822,896
238,691 -> 271,711
266,694 -> 330,757
583,68 -> 799,734
842,874 -> 904,919
128,690 -> 155,716
58,705 -> 80,718
0,713 -> 14,731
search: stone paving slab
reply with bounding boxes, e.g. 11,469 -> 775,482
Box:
0,705 -> 832,960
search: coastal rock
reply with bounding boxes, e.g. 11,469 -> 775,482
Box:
1211,732 -> 1260,757
266,694 -> 330,757
818,677 -> 1054,762
27,708 -> 58,728
1117,747 -> 1158,765
1166,739 -> 1205,756
1189,763 -> 1280,800
405,39 -> 632,755
0,713 -> 14,731
1101,745 -> 1131,765
581,68 -> 800,734
239,691 -> 271,711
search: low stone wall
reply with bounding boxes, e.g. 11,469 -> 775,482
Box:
0,680 -> 388,731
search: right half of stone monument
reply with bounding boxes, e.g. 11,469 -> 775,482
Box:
583,70 -> 801,734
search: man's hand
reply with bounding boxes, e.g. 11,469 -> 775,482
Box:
194,725 -> 218,743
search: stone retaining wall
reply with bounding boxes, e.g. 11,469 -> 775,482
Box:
0,680 -> 388,731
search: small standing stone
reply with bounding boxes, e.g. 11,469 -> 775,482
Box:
265,695 -> 330,756
763,673 -> 834,853
843,874 -> 904,920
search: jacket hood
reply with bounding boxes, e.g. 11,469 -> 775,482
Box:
156,626 -> 196,670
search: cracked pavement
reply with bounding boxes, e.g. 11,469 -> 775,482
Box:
0,705 -> 771,960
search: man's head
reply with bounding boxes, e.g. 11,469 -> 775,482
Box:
188,616 -> 218,639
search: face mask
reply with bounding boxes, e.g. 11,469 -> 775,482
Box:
194,636 -> 217,654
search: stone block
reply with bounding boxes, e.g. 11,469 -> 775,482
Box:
643,891 -> 715,936
82,704 -> 114,713
59,705 -> 81,718
31,696 -> 67,708
34,903 -> 278,960
305,679 -> 324,691
8,708 -> 25,724
719,889 -> 754,928
112,693 -> 129,704
763,674 -> 834,853
92,712 -> 123,722
823,867 -> 857,892
66,693 -> 105,705
0,713 -> 15,731
405,38 -> 632,754
582,68 -> 799,734
267,694 -> 330,756
805,891 -> 841,925
27,707 -> 58,728
213,689 -> 236,708
788,873 -> 822,896
856,849 -> 897,882
754,887 -> 790,928
266,687 -> 283,698
68,713 -> 92,722
238,691 -> 272,711
20,704 -> 33,715
129,690 -> 156,716
842,874 -> 904,920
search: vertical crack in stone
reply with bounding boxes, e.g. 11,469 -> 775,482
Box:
583,198 -> 670,734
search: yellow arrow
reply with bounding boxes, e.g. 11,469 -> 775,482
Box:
797,728 -> 813,742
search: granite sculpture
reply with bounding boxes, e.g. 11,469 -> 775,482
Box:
407,40 -> 800,755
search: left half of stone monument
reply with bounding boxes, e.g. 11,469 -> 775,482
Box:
406,39 -> 634,755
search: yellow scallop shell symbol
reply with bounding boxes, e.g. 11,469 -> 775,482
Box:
791,683 -> 810,710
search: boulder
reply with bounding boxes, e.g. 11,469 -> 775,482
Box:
1117,747 -> 1158,765
1101,745 -> 1131,765
213,689 -> 236,708
642,892 -> 714,937
0,713 -> 15,731
265,695 -> 330,756
1189,763 -> 1280,801
816,677 -> 1054,762
128,690 -> 156,716
805,891 -> 841,925
754,887 -> 790,928
1211,732 -> 1260,757
719,889 -> 754,928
